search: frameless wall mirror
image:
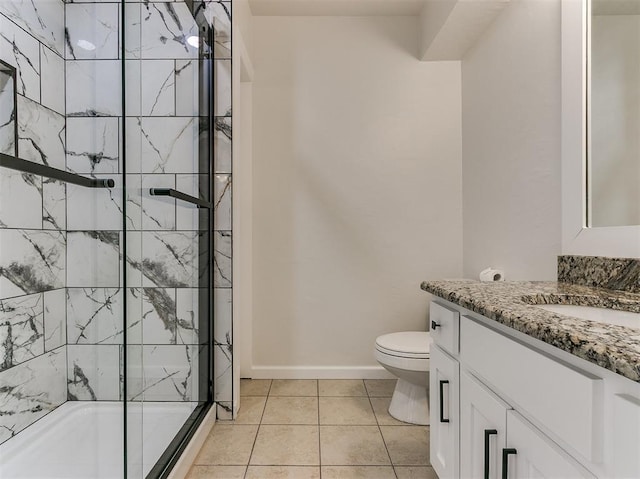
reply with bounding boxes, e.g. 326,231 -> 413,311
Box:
589,0 -> 640,227
0,60 -> 17,157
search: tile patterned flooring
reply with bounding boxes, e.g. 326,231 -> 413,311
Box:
187,379 -> 438,479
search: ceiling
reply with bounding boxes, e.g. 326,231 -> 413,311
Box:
248,0 -> 428,16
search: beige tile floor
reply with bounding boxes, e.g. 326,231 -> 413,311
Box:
188,379 -> 438,479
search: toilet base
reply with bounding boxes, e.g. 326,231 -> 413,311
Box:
388,379 -> 429,425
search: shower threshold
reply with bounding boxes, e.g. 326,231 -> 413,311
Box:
0,401 -> 198,478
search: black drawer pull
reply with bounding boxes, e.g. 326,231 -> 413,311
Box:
484,429 -> 497,479
439,380 -> 450,423
431,320 -> 441,330
501,448 -> 517,479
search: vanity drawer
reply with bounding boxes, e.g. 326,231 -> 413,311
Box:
460,316 -> 603,463
429,301 -> 460,355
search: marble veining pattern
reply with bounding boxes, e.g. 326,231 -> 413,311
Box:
0,15 -> 41,103
214,117 -> 231,173
0,76 -> 16,156
126,116 -> 198,174
205,1 -> 230,59
141,287 -> 198,345
213,287 -> 231,348
128,345 -> 197,402
421,280 -> 640,382
558,255 -> 640,293
39,45 -> 64,115
67,344 -> 121,401
65,117 -> 119,174
214,174 -> 231,230
0,170 -> 42,229
0,293 -> 44,371
66,60 -> 122,117
66,175 -> 123,231
0,229 -> 65,298
0,0 -> 64,56
139,231 -> 200,287
42,178 -> 65,230
213,343 -> 231,402
17,95 -> 66,169
64,3 -> 119,60
213,230 -> 231,287
67,288 -> 123,345
139,2 -> 199,60
43,288 -> 65,352
0,348 -> 66,445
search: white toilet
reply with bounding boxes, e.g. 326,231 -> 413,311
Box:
374,331 -> 430,425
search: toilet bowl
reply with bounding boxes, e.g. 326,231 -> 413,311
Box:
374,331 -> 430,425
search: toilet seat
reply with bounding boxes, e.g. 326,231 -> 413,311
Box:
375,332 -> 430,359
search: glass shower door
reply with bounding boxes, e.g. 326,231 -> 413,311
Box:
0,0 -> 129,474
123,0 -> 213,476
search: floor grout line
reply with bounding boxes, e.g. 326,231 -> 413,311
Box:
223,380 -> 427,479
366,392 -> 399,479
242,384 -> 270,479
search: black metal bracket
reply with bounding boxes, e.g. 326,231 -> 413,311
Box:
0,153 -> 114,188
149,188 -> 212,209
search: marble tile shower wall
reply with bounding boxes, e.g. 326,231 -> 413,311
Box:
62,0 -> 203,405
210,2 -> 232,419
62,0 -> 233,411
0,0 -> 232,444
0,0 -> 67,444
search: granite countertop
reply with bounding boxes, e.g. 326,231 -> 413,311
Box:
421,280 -> 640,382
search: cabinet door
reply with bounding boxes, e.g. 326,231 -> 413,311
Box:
460,370 -> 510,479
504,411 -> 596,479
430,344 -> 459,479
612,394 -> 640,478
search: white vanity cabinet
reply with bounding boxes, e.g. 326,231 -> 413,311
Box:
504,410 -> 596,479
459,369 -> 595,479
459,370 -> 509,479
429,298 -> 640,479
430,345 -> 459,479
429,301 -> 460,479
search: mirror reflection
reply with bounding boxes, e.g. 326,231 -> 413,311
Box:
589,0 -> 640,227
0,60 -> 16,157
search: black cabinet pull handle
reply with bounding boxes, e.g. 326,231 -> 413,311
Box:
439,380 -> 450,423
484,429 -> 497,479
501,448 -> 517,479
431,320 -> 441,330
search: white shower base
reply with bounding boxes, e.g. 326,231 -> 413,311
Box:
0,401 -> 198,479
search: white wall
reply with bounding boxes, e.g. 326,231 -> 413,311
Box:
461,0 -> 562,281
251,16 -> 463,376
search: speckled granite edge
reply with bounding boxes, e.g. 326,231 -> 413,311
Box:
421,280 -> 640,382
558,255 -> 640,293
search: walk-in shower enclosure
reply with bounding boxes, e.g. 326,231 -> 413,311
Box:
0,0 -> 231,476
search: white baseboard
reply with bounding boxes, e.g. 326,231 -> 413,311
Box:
167,405 -> 216,479
248,365 -> 395,379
